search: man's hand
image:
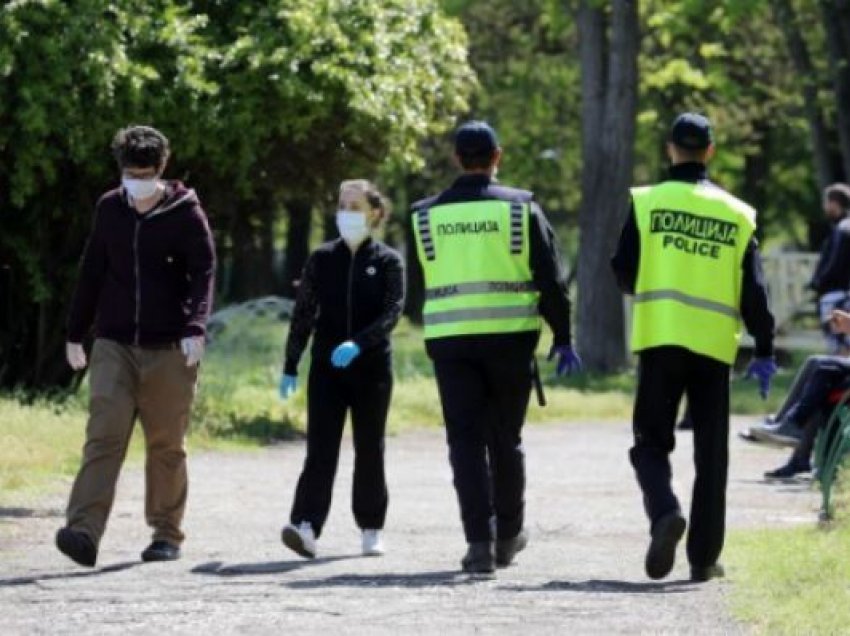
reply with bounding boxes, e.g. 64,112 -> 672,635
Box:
548,345 -> 583,376
831,310 -> 850,335
331,341 -> 361,369
744,357 -> 778,400
180,336 -> 205,367
66,342 -> 87,371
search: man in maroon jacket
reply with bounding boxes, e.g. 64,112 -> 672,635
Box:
56,125 -> 216,567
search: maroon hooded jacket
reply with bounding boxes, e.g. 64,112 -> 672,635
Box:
67,181 -> 216,346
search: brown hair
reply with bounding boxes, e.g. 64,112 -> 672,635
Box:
825,183 -> 850,210
339,179 -> 390,225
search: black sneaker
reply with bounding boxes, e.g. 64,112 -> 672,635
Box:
765,456 -> 812,479
496,529 -> 528,568
691,563 -> 725,582
461,541 -> 495,574
645,510 -> 686,580
55,527 -> 97,567
141,540 -> 181,562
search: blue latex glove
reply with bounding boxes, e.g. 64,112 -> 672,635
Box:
548,345 -> 583,376
279,374 -> 297,400
331,341 -> 361,369
744,357 -> 778,400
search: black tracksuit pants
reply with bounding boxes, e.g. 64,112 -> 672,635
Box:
290,355 -> 392,537
630,346 -> 730,569
432,338 -> 535,544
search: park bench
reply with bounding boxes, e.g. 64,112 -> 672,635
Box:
814,388 -> 850,521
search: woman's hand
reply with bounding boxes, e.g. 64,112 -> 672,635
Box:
331,341 -> 361,368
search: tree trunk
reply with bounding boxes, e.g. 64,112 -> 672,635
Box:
575,0 -> 640,372
821,0 -> 850,180
773,0 -> 837,190
282,199 -> 313,298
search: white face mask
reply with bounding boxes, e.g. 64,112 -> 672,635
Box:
336,210 -> 371,247
122,177 -> 160,200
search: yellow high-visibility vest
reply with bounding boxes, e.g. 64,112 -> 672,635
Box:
412,199 -> 541,340
631,180 -> 756,364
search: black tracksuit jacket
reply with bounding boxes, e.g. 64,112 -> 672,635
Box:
284,238 -> 405,375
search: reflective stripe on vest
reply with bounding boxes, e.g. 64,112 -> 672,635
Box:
424,305 -> 539,326
425,280 -> 537,300
631,180 -> 756,364
633,289 -> 741,321
412,199 -> 541,340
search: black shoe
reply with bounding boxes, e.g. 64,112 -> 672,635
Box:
496,529 -> 528,568
55,527 -> 97,567
645,510 -> 686,580
691,563 -> 725,582
461,541 -> 495,574
765,456 -> 812,479
141,540 -> 181,562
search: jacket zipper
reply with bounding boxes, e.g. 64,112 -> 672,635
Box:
133,218 -> 142,345
346,248 -> 355,336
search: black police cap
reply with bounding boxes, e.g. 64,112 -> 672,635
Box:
669,113 -> 713,150
454,121 -> 499,157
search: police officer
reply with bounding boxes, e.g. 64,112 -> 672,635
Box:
411,121 -> 581,574
611,113 -> 776,582
279,179 -> 404,560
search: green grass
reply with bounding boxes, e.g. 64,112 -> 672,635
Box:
726,494 -> 850,635
0,314 -> 802,501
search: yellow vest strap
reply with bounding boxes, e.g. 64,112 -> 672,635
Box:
417,208 -> 436,261
634,289 -> 741,320
510,202 -> 524,254
425,280 -> 536,300
424,305 -> 539,326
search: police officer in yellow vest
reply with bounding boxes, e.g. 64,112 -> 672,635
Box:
412,121 -> 581,574
612,113 -> 777,582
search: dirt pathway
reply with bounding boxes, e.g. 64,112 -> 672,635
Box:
0,419 -> 817,635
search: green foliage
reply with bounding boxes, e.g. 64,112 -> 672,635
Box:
0,0 -> 473,389
637,0 -> 820,239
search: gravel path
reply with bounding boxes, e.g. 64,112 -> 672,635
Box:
0,419 -> 818,635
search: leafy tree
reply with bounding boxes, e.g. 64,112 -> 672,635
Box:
0,0 -> 472,389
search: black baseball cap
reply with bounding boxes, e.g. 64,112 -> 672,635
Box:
454,121 -> 499,158
669,113 -> 713,150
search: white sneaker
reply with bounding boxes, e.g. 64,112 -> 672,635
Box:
281,521 -> 316,559
362,529 -> 385,557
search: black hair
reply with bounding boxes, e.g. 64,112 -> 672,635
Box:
670,144 -> 711,163
825,183 -> 850,210
457,150 -> 497,171
111,125 -> 170,170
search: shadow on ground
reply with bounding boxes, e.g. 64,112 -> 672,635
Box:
191,556 -> 359,577
0,507 -> 63,519
502,579 -> 697,594
0,561 -> 142,587
282,571 -> 486,589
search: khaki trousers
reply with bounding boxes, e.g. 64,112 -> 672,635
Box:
66,338 -> 197,546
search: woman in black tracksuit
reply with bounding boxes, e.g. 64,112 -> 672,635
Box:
279,179 -> 405,559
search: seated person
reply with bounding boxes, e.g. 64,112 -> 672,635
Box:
753,310 -> 850,477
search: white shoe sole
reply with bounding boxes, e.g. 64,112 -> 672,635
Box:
281,526 -> 315,559
362,547 -> 385,557
749,427 -> 801,448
